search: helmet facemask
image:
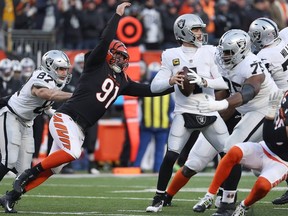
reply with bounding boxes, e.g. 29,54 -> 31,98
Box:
215,29 -> 251,70
107,40 -> 129,73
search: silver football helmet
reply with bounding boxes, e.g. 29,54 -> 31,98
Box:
41,50 -> 71,84
215,29 -> 251,70
73,53 -> 85,74
173,14 -> 207,47
248,17 -> 279,52
20,57 -> 35,79
0,58 -> 13,82
11,60 -> 22,72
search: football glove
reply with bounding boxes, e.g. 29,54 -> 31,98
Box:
198,98 -> 229,113
187,68 -> 206,87
266,90 -> 284,119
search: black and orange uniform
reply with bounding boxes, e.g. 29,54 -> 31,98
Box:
58,13 -> 173,130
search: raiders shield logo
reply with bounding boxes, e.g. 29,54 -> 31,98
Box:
177,19 -> 185,29
45,57 -> 54,70
252,31 -> 261,41
196,115 -> 206,125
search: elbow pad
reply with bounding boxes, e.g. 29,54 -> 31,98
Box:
240,84 -> 256,104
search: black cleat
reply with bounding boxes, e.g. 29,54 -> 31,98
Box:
211,202 -> 236,216
272,190 -> 288,205
13,169 -> 34,193
3,190 -> 21,213
146,194 -> 165,212
163,193 -> 173,207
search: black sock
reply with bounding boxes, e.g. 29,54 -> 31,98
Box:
0,163 -> 10,181
30,163 -> 44,177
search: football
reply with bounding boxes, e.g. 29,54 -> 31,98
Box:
178,66 -> 195,97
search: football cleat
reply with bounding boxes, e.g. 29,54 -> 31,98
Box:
13,169 -> 34,193
211,201 -> 236,216
193,195 -> 213,212
3,190 -> 21,213
146,194 -> 165,212
232,202 -> 249,216
163,193 -> 173,207
272,190 -> 288,205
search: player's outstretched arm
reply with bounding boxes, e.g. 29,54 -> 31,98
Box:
31,86 -> 72,102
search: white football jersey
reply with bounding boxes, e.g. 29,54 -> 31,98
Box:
257,34 -> 288,90
151,45 -> 226,115
221,52 -> 278,114
279,27 -> 288,43
8,68 -> 64,123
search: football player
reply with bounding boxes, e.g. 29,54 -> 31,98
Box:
146,13 -> 230,213
193,29 -> 279,216
3,2 -> 175,213
0,50 -> 72,212
199,89 -> 286,216
248,17 -> 288,205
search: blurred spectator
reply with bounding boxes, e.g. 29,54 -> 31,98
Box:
14,0 -> 37,29
0,58 -> 22,97
34,0 -> 59,31
11,60 -> 23,82
268,0 -> 286,30
161,2 -> 179,49
228,0 -> 248,31
82,0 -> 105,50
214,0 -> 239,45
20,57 -> 35,82
103,0 -> 118,24
140,0 -> 163,50
199,0 -> 215,42
60,0 -> 84,49
133,62 -> 174,173
178,0 -> 196,15
242,0 -> 271,31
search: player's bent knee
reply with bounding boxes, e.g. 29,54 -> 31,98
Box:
182,165 -> 196,178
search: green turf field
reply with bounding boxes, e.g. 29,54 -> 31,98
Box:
0,172 -> 287,215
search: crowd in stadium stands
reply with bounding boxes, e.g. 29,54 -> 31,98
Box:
1,0 -> 288,51
1,0 -> 288,174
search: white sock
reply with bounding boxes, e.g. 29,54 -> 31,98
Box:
222,190 -> 237,203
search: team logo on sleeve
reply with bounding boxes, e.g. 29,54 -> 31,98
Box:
172,58 -> 180,66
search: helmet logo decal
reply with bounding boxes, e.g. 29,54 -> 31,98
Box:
177,19 -> 185,29
252,31 -> 261,41
45,57 -> 54,71
237,39 -> 246,49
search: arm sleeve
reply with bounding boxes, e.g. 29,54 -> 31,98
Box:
85,14 -> 121,68
206,77 -> 228,90
123,80 -> 174,97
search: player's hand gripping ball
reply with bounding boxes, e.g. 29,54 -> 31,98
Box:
178,66 -> 196,97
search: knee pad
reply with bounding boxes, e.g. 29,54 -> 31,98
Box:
182,166 -> 196,178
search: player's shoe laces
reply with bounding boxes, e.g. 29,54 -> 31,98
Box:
232,202 -> 249,216
193,195 -> 213,212
211,201 -> 236,216
146,194 -> 165,212
13,169 -> 34,193
272,190 -> 288,205
2,190 -> 21,213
